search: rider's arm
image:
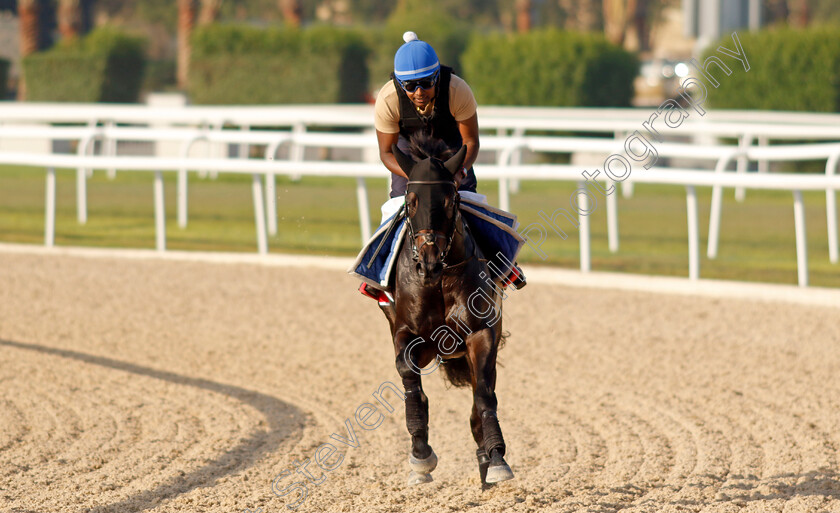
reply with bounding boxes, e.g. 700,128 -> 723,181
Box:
457,114 -> 480,172
376,129 -> 408,179
451,75 -> 480,175
374,82 -> 409,180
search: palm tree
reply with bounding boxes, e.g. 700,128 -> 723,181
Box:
788,0 -> 810,27
18,0 -> 40,100
515,0 -> 531,32
558,0 -> 600,31
278,0 -> 302,27
58,0 -> 82,41
603,0 -> 638,46
198,0 -> 223,25
177,0 -> 197,89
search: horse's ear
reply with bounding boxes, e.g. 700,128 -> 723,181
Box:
391,144 -> 415,175
444,145 -> 468,177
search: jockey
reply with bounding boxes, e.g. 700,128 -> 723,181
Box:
375,31 -> 479,203
358,32 -> 526,302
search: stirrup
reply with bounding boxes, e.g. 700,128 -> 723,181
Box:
502,265 -> 527,290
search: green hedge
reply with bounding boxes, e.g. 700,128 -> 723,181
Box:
0,59 -> 8,99
189,25 -> 370,104
22,28 -> 147,103
462,29 -> 638,107
703,27 -> 840,112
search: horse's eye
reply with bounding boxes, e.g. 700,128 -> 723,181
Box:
445,196 -> 455,219
406,192 -> 418,218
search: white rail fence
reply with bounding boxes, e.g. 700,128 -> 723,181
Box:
1,103 -> 839,287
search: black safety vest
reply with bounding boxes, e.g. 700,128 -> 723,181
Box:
390,66 -> 463,150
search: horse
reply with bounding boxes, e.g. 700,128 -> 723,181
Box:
378,135 -> 515,486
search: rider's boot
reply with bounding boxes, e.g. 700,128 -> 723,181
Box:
359,282 -> 393,305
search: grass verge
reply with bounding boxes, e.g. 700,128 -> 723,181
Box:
1,165 -> 837,288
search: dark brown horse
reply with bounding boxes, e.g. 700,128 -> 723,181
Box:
379,136 -> 514,486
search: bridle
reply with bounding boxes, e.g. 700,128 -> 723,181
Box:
404,179 -> 462,269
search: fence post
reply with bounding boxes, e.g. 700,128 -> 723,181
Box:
606,178 -> 619,253
578,181 -> 591,272
792,190 -> 808,287
265,135 -> 292,236
106,119 -> 117,179
707,149 -> 740,259
826,150 -> 840,264
76,132 -> 98,225
496,142 -> 514,212
264,137 -> 288,237
290,123 -> 305,182
686,185 -> 700,280
177,134 -> 209,229
735,132 -> 752,202
154,170 -> 166,252
509,127 -> 524,194
239,124 -> 250,161
616,131 -> 634,198
252,173 -> 268,255
757,135 -> 769,174
356,177 -> 372,244
45,167 -> 56,247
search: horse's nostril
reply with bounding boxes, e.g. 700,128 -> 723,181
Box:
433,263 -> 443,274
416,263 -> 423,274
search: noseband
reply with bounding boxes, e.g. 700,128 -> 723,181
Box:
405,180 -> 460,268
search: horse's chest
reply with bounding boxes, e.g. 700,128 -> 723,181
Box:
397,297 -> 473,340
400,301 -> 447,336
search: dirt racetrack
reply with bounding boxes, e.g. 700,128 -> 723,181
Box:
1,248 -> 839,513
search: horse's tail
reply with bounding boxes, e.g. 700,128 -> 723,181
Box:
441,357 -> 472,388
441,329 -> 509,388
499,329 -> 509,350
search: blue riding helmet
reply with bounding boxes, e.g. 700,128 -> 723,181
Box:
394,33 -> 440,82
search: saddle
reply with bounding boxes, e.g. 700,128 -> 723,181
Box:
349,196 -> 525,293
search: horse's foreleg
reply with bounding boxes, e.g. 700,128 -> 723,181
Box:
394,331 -> 437,485
467,328 -> 514,484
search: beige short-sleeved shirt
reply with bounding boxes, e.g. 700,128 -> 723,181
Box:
374,74 -> 478,134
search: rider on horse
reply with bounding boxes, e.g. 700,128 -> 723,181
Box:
358,31 -> 526,302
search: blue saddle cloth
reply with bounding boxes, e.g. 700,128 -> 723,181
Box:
348,197 -> 525,291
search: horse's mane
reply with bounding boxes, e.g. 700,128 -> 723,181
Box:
408,132 -> 455,162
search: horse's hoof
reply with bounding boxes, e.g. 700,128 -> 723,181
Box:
407,470 -> 434,486
485,463 -> 514,483
409,450 -> 438,473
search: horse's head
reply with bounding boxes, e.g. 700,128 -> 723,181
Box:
392,140 -> 467,287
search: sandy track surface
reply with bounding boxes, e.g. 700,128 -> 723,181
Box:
1,251 -> 839,513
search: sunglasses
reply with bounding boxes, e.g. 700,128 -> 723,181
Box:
400,72 -> 439,93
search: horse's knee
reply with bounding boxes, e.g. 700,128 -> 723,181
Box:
395,354 -> 416,383
395,341 -> 435,382
472,383 -> 498,414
